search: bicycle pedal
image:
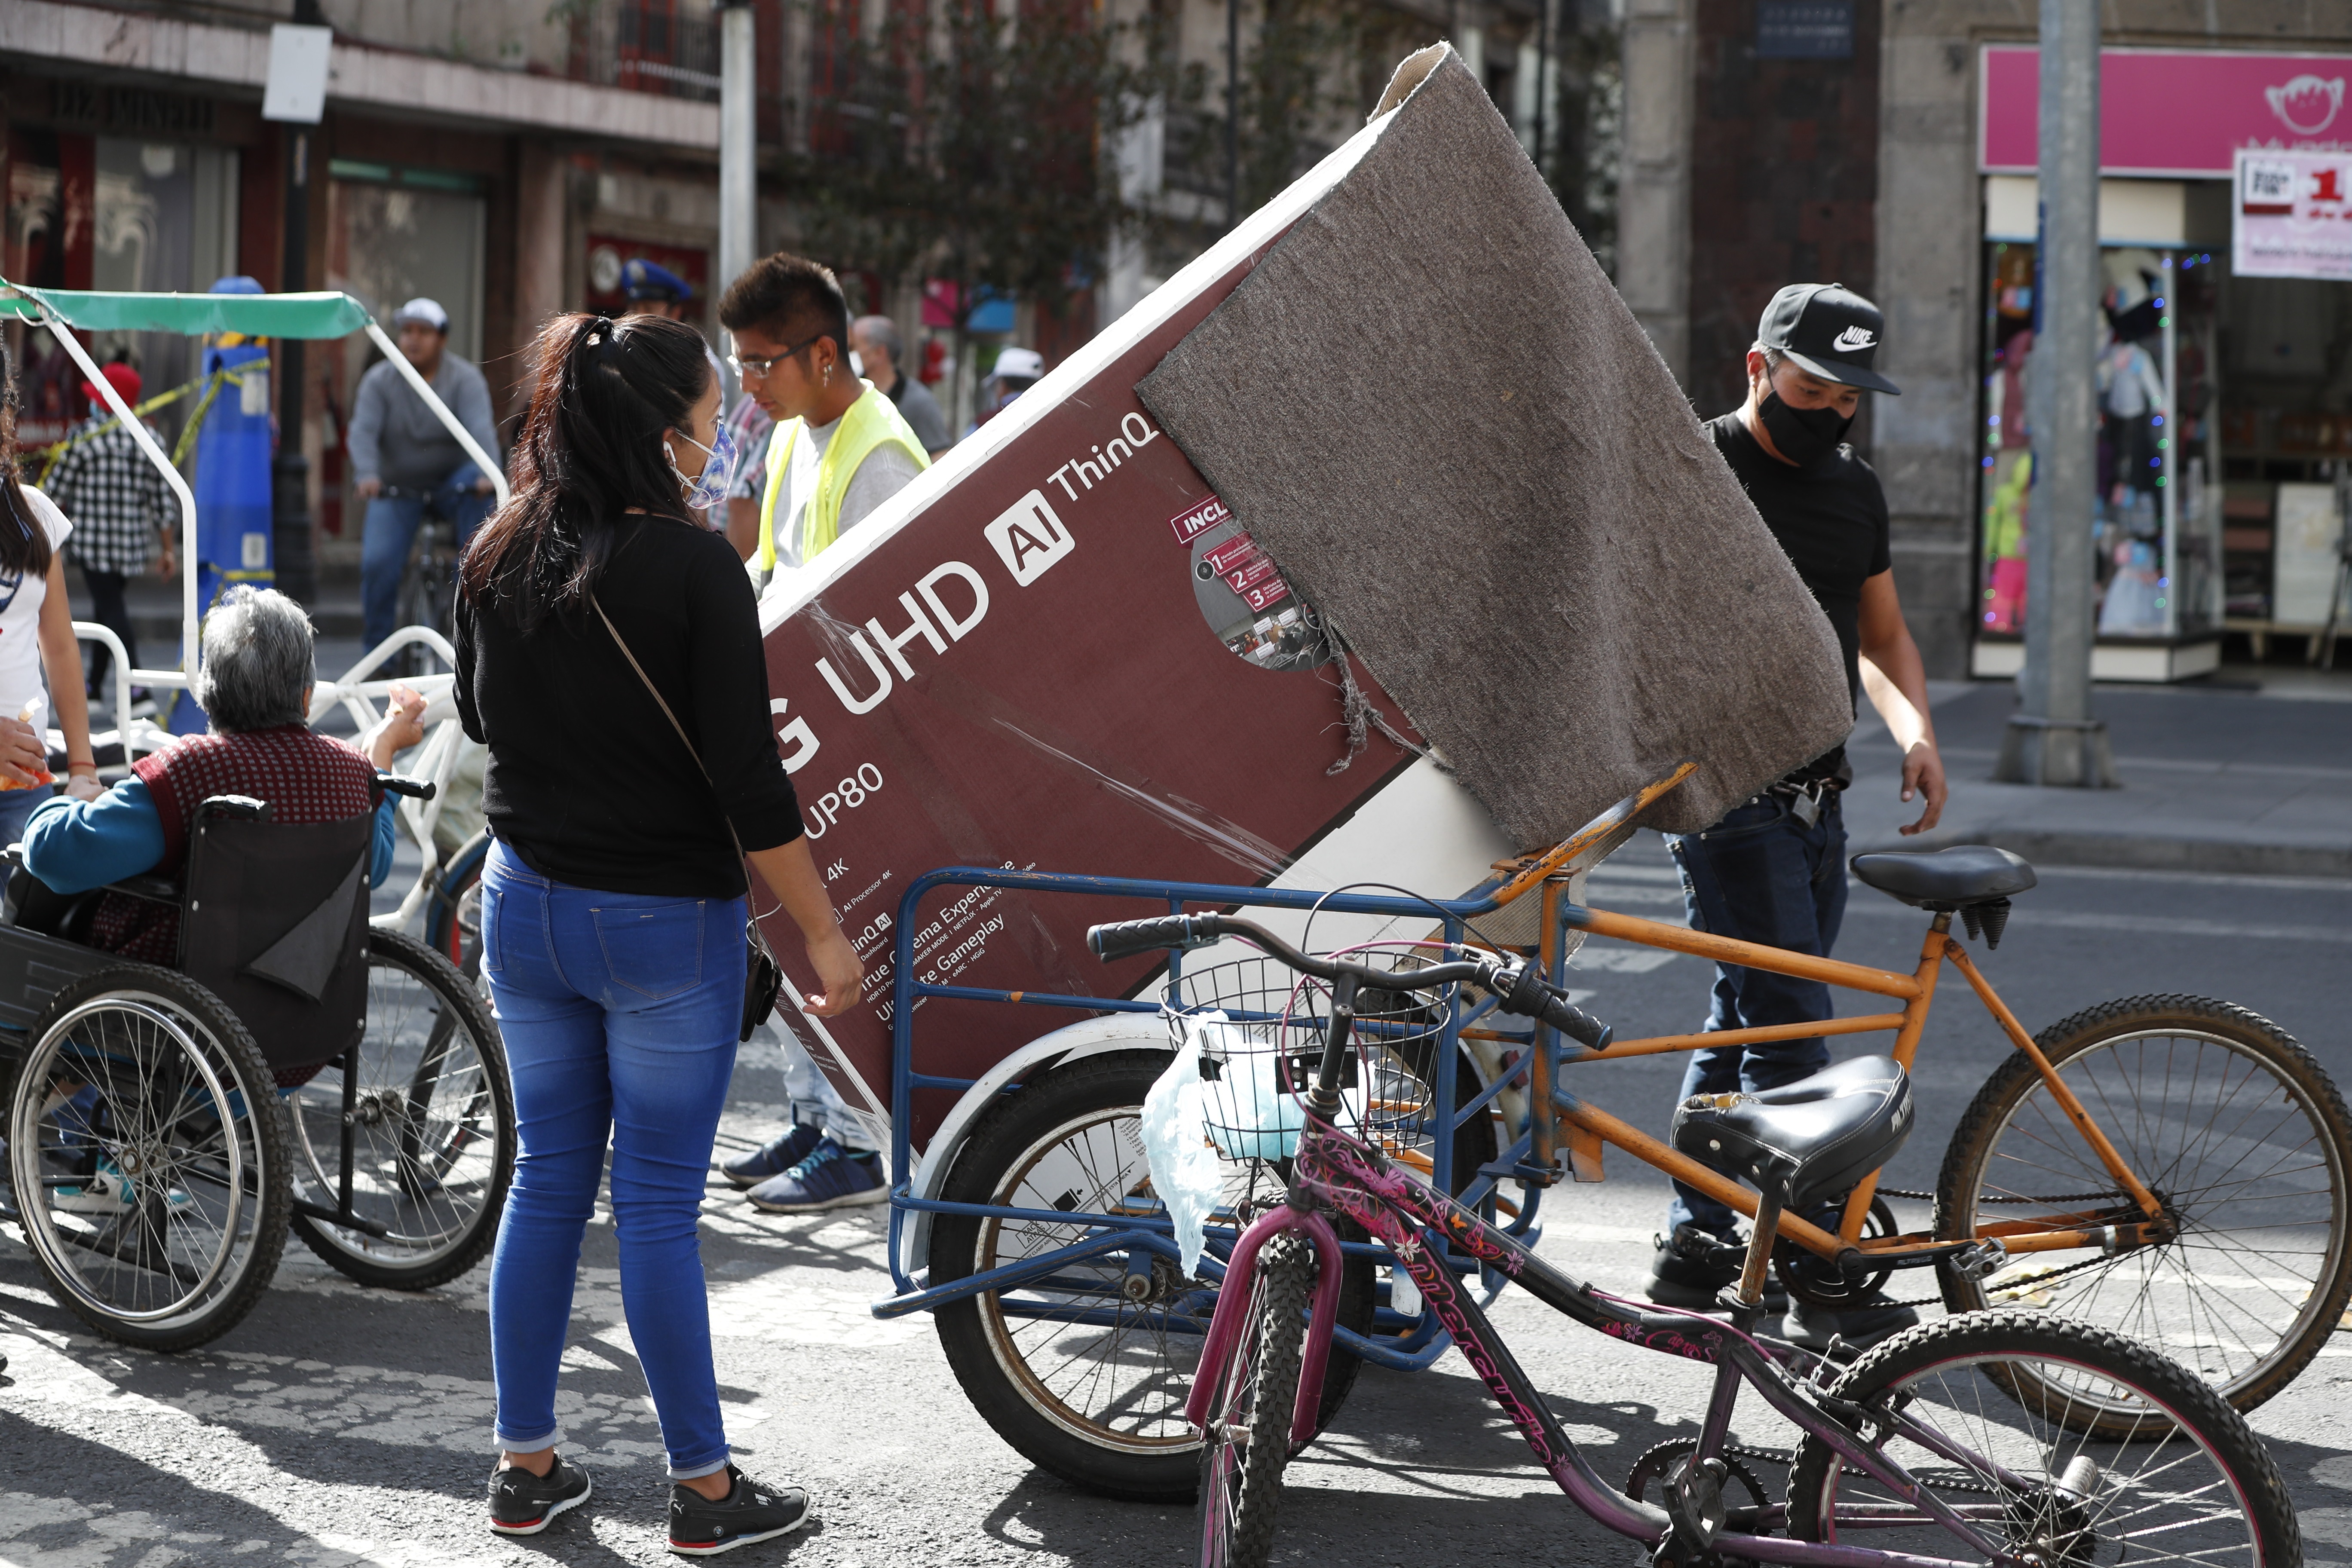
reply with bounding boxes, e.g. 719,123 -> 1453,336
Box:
1477,1158 -> 1560,1186
1950,1237 -> 2008,1282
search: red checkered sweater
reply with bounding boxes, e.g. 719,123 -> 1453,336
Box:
89,725 -> 378,965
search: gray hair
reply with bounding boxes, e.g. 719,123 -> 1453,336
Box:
195,586 -> 316,732
851,314 -> 901,367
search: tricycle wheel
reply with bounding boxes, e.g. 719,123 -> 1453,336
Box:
930,1049 -> 1372,1502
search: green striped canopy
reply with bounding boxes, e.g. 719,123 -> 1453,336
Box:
0,280 -> 376,339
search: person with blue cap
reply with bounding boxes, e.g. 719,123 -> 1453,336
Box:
622,258 -> 730,417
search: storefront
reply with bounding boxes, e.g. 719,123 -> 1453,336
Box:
1972,47 -> 2352,680
3,77 -> 252,454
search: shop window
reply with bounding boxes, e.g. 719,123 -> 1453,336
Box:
5,130 -> 234,449
1973,240 -> 2225,657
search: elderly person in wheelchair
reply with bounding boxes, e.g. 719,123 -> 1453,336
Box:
0,586 -> 508,1355
18,585 -> 423,955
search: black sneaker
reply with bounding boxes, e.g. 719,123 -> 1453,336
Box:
487,1452 -> 592,1536
1644,1225 -> 1788,1311
1785,1295 -> 1920,1352
669,1466 -> 811,1556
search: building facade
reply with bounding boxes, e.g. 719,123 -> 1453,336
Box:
1620,0 -> 2352,680
3,0 -> 784,560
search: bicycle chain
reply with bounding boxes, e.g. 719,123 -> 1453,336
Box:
1872,1187 -> 2128,1205
1858,1188 -> 2140,1305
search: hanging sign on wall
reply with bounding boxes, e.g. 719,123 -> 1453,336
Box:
2233,147 -> 2352,280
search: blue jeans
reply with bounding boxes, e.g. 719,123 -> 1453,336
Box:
0,785 -> 52,852
480,841 -> 745,1479
777,1033 -> 878,1153
359,464 -> 493,651
1661,792 -> 1849,1240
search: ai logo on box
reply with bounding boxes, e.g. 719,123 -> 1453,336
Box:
985,490 -> 1074,586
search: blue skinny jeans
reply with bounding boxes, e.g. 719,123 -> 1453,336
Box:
480,840 -> 744,1479
1661,791 -> 1849,1241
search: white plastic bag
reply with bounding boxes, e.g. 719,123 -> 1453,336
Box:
1204,1044 -> 1305,1161
1140,1011 -> 1231,1280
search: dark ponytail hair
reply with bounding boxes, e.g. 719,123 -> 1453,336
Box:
0,342 -> 57,581
459,312 -> 714,631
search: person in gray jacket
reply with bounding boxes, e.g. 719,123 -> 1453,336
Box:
349,297 -> 505,650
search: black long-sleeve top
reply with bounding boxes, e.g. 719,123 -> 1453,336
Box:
454,514 -> 804,898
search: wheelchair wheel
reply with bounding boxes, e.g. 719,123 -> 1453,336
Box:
4,964 -> 291,1351
287,929 -> 511,1289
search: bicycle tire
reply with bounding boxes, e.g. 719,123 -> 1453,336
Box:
288,930 -> 512,1289
6,965 -> 292,1351
425,830 -> 492,982
1932,995 -> 2352,1429
1787,1312 -> 2299,1568
930,1049 -> 1374,1502
1198,1233 -> 1314,1568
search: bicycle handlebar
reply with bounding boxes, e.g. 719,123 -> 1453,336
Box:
1084,913 -> 1611,1051
376,771 -> 437,801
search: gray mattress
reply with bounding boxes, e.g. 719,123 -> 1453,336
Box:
1137,45 -> 1854,845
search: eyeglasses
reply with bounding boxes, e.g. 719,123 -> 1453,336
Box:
727,334 -> 826,382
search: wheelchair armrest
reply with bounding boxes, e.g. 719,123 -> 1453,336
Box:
102,873 -> 183,905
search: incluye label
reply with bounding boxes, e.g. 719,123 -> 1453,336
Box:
1168,495 -> 1231,547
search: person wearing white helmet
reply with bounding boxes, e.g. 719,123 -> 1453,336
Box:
963,345 -> 1044,438
349,297 -> 505,650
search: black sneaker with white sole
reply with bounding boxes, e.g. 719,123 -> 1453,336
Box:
669,1466 -> 810,1556
487,1453 -> 592,1535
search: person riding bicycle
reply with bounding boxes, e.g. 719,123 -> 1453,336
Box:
1643,284 -> 1948,1352
351,297 -> 505,653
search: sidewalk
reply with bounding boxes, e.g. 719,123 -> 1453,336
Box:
1842,665 -> 2352,879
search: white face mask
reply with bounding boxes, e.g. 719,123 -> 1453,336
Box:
848,351 -> 865,380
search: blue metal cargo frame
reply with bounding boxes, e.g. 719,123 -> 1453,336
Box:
873,864 -> 1568,1372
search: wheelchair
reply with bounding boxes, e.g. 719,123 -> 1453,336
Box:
0,782 -> 513,1351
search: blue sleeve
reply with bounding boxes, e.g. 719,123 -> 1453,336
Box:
371,796 -> 397,889
22,780 -> 168,895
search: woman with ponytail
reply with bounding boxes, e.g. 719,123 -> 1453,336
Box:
455,312 -> 860,1552
0,343 -> 103,840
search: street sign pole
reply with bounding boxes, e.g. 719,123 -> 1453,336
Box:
1999,0 -> 2117,787
717,0 -> 757,404
263,5 -> 332,610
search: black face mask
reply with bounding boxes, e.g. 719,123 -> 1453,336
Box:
1757,390 -> 1853,469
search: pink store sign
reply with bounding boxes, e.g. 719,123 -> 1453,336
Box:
1981,47 -> 2352,178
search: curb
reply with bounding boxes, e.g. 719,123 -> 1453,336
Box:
1849,826 -> 2352,880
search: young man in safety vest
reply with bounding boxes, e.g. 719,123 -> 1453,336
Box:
717,254 -> 931,601
711,252 -> 929,1213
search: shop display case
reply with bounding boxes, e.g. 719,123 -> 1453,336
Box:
1971,241 -> 2227,681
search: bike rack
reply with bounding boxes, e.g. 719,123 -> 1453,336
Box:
873,864 -> 1589,1371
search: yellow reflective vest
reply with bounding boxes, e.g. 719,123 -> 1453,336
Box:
756,384 -> 931,572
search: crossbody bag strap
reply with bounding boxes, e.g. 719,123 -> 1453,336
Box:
590,593 -> 775,925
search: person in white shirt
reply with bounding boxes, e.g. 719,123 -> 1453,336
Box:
0,346 -> 106,845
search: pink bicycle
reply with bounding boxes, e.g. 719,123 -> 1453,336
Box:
1082,913 -> 2303,1568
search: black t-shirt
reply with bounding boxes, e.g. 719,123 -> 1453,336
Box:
1707,411 -> 1891,779
455,514 -> 805,898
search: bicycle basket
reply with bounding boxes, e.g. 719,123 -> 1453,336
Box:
1167,953 -> 1455,1163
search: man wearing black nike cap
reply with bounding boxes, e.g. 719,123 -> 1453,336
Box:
1643,283 -> 1947,1350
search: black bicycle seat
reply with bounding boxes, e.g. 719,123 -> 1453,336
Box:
1670,1056 -> 1914,1211
1850,845 -> 2036,910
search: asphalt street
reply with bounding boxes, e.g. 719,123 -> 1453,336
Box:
2,829 -> 2349,1566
